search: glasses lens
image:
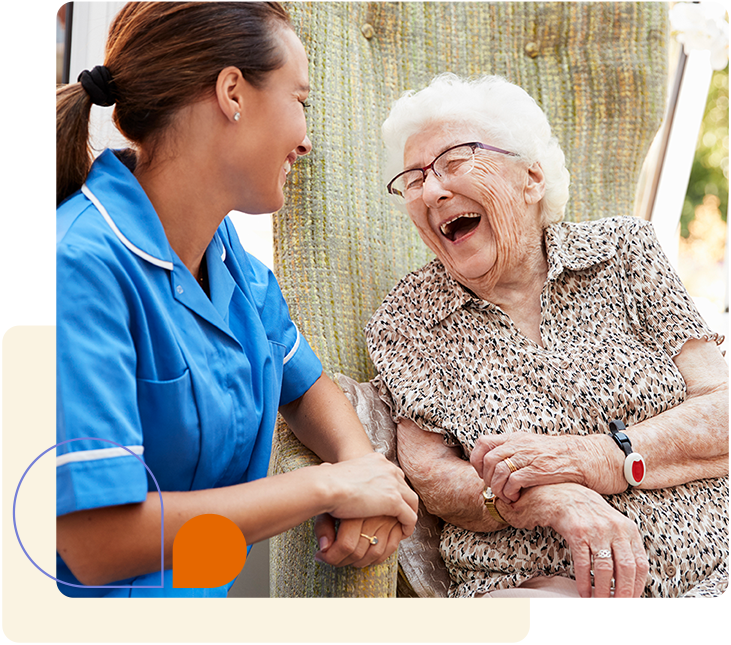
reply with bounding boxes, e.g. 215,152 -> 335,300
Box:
390,170 -> 425,203
434,144 -> 475,178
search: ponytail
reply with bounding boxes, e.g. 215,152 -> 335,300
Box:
55,2 -> 292,208
56,82 -> 93,206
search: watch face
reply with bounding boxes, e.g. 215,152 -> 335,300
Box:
624,453 -> 646,486
482,487 -> 496,502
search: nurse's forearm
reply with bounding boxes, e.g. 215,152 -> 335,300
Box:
279,372 -> 375,463
57,451 -> 416,586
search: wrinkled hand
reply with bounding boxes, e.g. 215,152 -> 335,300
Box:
314,514 -> 404,568
321,452 -> 418,536
470,432 -> 622,503
537,484 -> 648,598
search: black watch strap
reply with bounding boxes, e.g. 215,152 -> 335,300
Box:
609,419 -> 633,458
608,419 -> 646,486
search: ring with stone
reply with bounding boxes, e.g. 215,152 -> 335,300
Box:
360,533 -> 378,545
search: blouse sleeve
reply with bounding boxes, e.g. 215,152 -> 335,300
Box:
620,218 -> 724,358
365,314 -> 462,448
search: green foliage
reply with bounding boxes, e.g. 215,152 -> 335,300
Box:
681,65 -> 729,237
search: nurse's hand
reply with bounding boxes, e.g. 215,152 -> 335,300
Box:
320,452 -> 418,535
314,514 -> 402,567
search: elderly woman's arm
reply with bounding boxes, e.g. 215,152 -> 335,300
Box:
398,419 -> 648,597
397,419 -> 500,532
472,338 -> 728,502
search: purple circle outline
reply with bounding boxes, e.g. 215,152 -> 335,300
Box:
13,437 -> 165,589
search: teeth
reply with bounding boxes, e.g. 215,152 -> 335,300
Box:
283,160 -> 292,175
440,212 -> 480,236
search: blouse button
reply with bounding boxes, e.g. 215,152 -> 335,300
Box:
664,563 -> 677,577
589,407 -> 599,418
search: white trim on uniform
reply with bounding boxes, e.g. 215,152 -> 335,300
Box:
56,445 -> 145,467
82,184 -> 175,271
283,327 -> 301,365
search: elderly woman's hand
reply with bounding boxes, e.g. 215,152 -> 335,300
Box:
470,432 -> 625,503
508,483 -> 649,598
542,484 -> 648,597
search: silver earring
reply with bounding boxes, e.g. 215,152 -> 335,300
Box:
233,112 -> 240,122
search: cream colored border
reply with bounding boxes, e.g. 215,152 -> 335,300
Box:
2,326 -> 529,642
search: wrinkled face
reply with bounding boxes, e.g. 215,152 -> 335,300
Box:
403,122 -> 543,293
236,27 -> 312,214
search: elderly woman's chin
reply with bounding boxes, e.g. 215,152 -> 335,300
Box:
419,227 -> 498,286
443,248 -> 498,285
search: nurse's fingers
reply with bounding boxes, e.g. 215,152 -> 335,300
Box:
314,517 -> 366,567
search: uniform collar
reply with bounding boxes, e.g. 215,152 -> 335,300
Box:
83,149 -> 175,269
406,220 -> 619,331
84,149 -> 237,338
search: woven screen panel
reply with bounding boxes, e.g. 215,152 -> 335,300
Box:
270,1 -> 668,598
274,1 -> 668,381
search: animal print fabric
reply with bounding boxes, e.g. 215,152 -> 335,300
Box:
365,216 -> 728,598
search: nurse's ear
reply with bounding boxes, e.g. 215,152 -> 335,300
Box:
215,66 -> 247,125
524,162 -> 545,205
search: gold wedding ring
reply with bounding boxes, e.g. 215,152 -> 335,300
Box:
504,457 -> 518,473
360,533 -> 379,545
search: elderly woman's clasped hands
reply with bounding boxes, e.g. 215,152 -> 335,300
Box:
470,431 -> 629,501
470,431 -> 650,597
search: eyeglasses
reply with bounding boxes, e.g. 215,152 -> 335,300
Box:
386,141 -> 517,204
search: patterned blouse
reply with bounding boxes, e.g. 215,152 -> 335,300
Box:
365,216 -> 728,598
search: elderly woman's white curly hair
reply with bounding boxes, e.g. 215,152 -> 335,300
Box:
382,73 -> 571,226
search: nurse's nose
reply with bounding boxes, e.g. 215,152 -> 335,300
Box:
296,135 -> 312,157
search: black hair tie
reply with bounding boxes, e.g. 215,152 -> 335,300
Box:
77,65 -> 117,107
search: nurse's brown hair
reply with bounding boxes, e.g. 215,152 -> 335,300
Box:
56,1 -> 292,206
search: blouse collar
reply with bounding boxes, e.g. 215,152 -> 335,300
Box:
404,219 -> 621,332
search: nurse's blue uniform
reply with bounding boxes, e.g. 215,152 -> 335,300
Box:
56,149 -> 323,597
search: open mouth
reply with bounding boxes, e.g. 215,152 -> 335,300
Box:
439,212 -> 481,242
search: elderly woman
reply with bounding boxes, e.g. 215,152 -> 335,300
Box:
365,74 -> 728,598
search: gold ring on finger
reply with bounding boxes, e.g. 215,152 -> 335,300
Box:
360,533 -> 378,545
503,457 -> 518,473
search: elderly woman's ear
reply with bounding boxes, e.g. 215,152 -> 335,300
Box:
524,162 -> 546,205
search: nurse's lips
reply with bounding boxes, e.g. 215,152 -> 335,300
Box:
283,153 -> 297,176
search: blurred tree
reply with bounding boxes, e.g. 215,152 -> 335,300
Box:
681,65 -> 729,237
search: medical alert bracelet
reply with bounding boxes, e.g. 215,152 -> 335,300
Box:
608,419 -> 646,486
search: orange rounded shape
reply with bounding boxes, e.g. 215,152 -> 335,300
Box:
173,514 -> 247,588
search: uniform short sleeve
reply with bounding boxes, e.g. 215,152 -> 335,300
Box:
621,219 -> 724,358
56,242 -> 149,516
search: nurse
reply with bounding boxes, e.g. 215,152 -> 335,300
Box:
55,1 -> 417,597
